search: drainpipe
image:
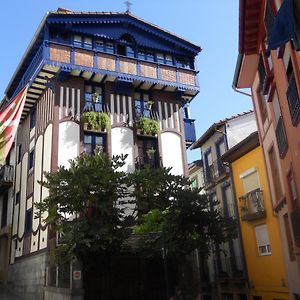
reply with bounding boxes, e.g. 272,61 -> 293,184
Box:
232,86 -> 252,98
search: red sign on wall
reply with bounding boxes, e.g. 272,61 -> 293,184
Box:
73,270 -> 81,280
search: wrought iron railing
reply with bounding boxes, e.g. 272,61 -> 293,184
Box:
287,73 -> 300,125
135,154 -> 161,170
239,189 -> 266,221
275,116 -> 288,157
0,165 -> 14,187
204,159 -> 229,185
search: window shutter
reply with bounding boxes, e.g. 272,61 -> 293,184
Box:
255,224 -> 271,255
242,171 -> 260,193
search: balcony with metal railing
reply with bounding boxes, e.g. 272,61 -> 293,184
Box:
0,165 -> 14,192
287,73 -> 300,125
204,159 -> 229,186
135,154 -> 162,170
239,189 -> 266,221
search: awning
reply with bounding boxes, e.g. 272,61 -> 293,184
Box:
0,86 -> 28,165
267,0 -> 300,52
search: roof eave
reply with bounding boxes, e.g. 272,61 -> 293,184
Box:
222,131 -> 259,163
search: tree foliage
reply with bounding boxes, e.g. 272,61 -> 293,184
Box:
36,153 -> 237,262
132,166 -> 237,257
36,153 -> 133,262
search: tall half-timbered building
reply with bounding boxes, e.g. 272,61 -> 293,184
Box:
0,7 -> 200,299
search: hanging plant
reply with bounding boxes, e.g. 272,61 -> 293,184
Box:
82,111 -> 111,131
136,117 -> 160,135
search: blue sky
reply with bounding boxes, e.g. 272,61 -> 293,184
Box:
0,0 -> 253,162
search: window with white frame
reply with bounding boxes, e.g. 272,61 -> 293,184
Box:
255,224 -> 271,255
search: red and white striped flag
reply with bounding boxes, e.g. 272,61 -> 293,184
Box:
0,86 -> 28,165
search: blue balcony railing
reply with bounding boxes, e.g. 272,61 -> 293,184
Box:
12,43 -> 44,99
184,118 -> 196,144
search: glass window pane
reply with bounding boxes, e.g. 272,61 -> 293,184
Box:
157,53 -> 164,64
126,46 -> 135,58
96,39 -> 104,51
146,52 -> 154,62
84,37 -> 93,49
74,35 -> 82,42
95,87 -> 102,94
85,93 -> 92,103
157,53 -> 164,59
95,136 -> 104,146
106,43 -> 114,54
138,50 -> 145,60
85,85 -> 92,93
74,35 -> 82,46
165,54 -> 173,65
84,135 -> 92,144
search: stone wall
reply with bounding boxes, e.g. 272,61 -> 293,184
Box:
8,251 -> 48,300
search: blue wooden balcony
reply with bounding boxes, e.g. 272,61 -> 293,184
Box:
10,40 -> 199,120
184,118 -> 196,145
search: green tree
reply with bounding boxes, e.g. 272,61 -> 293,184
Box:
132,166 -> 237,257
37,153 -> 236,261
36,152 -> 133,264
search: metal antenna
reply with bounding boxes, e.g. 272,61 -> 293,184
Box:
124,0 -> 132,13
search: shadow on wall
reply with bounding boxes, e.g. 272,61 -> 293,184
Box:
115,127 -> 134,173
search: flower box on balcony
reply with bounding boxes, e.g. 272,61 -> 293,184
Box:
136,117 -> 160,136
82,111 -> 111,132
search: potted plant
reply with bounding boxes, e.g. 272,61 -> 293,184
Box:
97,112 -> 111,131
82,111 -> 111,131
136,117 -> 160,136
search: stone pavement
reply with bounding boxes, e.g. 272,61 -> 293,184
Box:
0,284 -> 25,300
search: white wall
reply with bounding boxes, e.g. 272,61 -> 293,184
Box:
58,121 -> 80,168
226,112 -> 257,149
111,127 -> 134,173
161,132 -> 183,176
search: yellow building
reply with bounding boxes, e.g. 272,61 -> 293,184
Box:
223,132 -> 290,300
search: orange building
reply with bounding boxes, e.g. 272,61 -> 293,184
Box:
223,132 -> 290,300
233,0 -> 300,297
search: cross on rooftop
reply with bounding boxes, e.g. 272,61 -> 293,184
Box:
124,0 -> 132,13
